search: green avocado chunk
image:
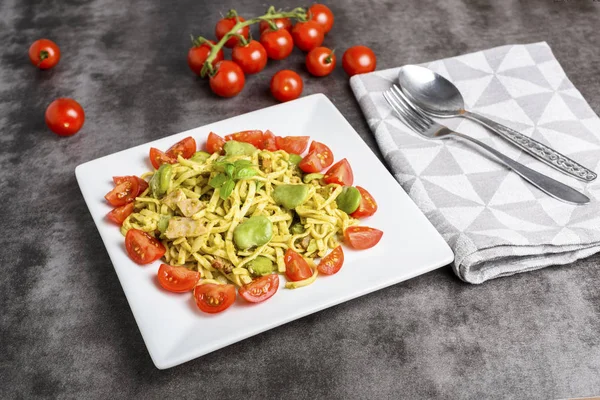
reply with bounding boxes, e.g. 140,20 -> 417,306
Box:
272,184 -> 309,209
233,215 -> 273,250
336,186 -> 362,214
247,256 -> 275,276
288,154 -> 303,166
150,163 -> 173,197
224,140 -> 257,156
303,173 -> 324,184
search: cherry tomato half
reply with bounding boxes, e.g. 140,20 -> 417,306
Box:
107,202 -> 134,226
45,98 -> 85,136
284,249 -> 313,281
209,60 -> 245,98
259,130 -> 278,151
324,158 -> 354,186
259,18 -> 292,34
299,141 -> 334,173
149,147 -> 176,170
306,47 -> 336,77
194,283 -> 236,313
125,228 -> 166,265
308,4 -> 334,34
225,130 -> 264,147
260,29 -> 294,60
270,70 -> 303,102
157,264 -> 200,293
232,40 -> 268,75
317,246 -> 344,275
351,186 -> 378,218
187,41 -> 224,76
113,176 -> 149,196
342,45 -> 377,76
105,176 -> 139,207
166,137 -> 197,159
344,226 -> 383,250
292,21 -> 324,52
239,274 -> 279,303
29,39 -> 60,69
215,16 -> 249,48
275,135 -> 309,154
206,132 -> 226,154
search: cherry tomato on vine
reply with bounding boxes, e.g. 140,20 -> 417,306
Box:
125,228 -> 166,265
194,283 -> 236,314
45,98 -> 85,136
292,21 -> 324,52
317,246 -> 344,275
29,39 -> 60,69
270,70 -> 303,102
232,40 -> 268,75
306,47 -> 336,77
157,264 -> 200,293
209,60 -> 245,98
206,132 -> 226,154
342,45 -> 377,76
215,15 -> 249,48
259,17 -> 292,33
239,274 -> 279,303
187,40 -> 223,76
308,4 -> 334,34
260,28 -> 294,60
344,226 -> 383,250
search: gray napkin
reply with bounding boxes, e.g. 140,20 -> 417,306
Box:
350,42 -> 600,284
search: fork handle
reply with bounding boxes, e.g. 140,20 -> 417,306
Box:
463,111 -> 597,182
451,131 -> 589,205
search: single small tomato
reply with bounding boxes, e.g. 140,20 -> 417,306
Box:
157,264 -> 200,293
342,45 -> 377,76
299,141 -> 334,172
275,135 -> 310,154
308,4 -> 334,34
259,18 -> 292,34
29,39 -> 61,69
324,158 -> 354,186
215,15 -> 249,48
105,176 -> 139,207
317,246 -> 344,275
351,186 -> 378,218
284,249 -> 313,281
291,21 -> 324,52
149,147 -> 176,170
206,132 -> 226,153
270,70 -> 303,102
125,228 -> 166,265
166,137 -> 197,159
107,202 -> 135,226
224,130 -> 264,147
239,274 -> 279,303
232,40 -> 268,75
194,283 -> 236,313
306,47 -> 336,77
113,176 -> 149,196
45,98 -> 85,136
187,40 -> 224,76
259,130 -> 278,151
209,60 -> 245,98
344,226 -> 383,250
260,28 -> 294,60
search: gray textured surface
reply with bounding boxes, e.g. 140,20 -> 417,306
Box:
1,0 -> 599,398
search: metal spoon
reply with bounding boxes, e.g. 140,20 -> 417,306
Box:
397,65 -> 597,182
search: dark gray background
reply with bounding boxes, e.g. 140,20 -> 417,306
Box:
1,0 -> 600,398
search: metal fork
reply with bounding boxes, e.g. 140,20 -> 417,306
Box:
383,85 -> 589,205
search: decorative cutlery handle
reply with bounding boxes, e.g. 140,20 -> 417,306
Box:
464,111 -> 597,182
451,131 -> 589,205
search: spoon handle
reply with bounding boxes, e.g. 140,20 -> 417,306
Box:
463,111 -> 597,182
450,131 -> 590,205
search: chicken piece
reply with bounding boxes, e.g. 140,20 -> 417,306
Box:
177,198 -> 205,217
299,235 -> 311,249
161,189 -> 186,210
211,256 -> 233,274
261,157 -> 272,173
164,217 -> 207,239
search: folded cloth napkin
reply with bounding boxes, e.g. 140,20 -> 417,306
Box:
350,42 -> 600,284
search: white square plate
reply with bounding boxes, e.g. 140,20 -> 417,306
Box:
76,94 -> 453,369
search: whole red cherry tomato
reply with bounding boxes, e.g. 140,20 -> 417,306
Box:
342,45 -> 377,76
187,40 -> 224,76
209,60 -> 245,98
259,18 -> 292,33
232,40 -> 268,74
308,4 -> 334,34
45,98 -> 85,136
291,21 -> 324,52
260,28 -> 294,60
306,47 -> 336,77
215,15 -> 249,48
270,70 -> 303,102
29,39 -> 60,69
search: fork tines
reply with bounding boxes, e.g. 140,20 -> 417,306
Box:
383,85 -> 434,134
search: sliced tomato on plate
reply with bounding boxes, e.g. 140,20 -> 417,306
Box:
125,228 -> 166,264
166,136 -> 197,159
350,186 -> 378,218
324,158 -> 353,186
344,226 -> 383,250
259,130 -> 278,151
275,135 -> 309,154
284,249 -> 313,281
149,147 -> 176,170
194,283 -> 236,313
317,246 -> 344,275
113,176 -> 149,195
107,202 -> 135,225
157,264 -> 200,293
238,274 -> 279,303
224,130 -> 264,147
105,176 -> 139,207
299,141 -> 334,173
206,132 -> 226,154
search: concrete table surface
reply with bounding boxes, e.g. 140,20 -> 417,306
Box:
1,0 -> 600,398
